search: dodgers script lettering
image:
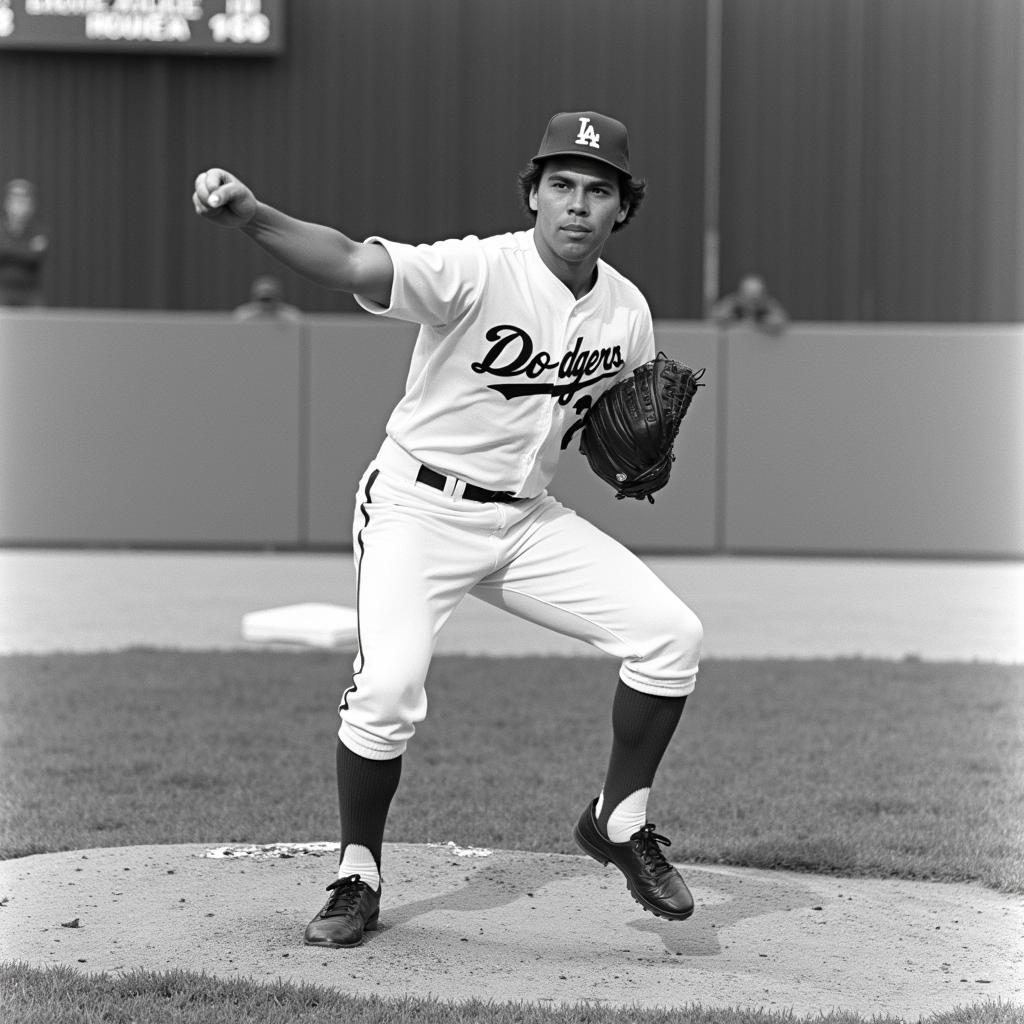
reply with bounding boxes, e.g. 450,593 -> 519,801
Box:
471,325 -> 623,404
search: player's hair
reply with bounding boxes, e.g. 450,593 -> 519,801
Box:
516,162 -> 646,232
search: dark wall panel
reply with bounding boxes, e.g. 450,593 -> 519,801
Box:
0,0 -> 707,318
718,0 -> 868,321
2,1 -> 1020,321
718,0 -> 1023,322
859,0 -> 1024,321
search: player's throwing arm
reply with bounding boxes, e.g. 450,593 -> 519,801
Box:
191,168 -> 393,303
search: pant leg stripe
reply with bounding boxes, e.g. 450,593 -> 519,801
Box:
341,468 -> 379,711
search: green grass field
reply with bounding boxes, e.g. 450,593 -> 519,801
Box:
1,963 -> 1021,1024
1,651 -> 1022,1023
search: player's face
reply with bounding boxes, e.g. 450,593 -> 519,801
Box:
530,157 -> 628,273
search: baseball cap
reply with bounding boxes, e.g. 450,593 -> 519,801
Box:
531,111 -> 632,176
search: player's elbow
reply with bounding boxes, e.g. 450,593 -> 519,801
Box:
338,241 -> 394,303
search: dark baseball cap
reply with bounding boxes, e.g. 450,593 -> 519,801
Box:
531,111 -> 632,176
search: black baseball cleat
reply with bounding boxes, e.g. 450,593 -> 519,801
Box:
574,800 -> 695,920
303,874 -> 381,948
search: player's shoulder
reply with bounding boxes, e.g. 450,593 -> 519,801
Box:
597,257 -> 651,309
397,231 -> 522,267
412,230 -> 522,248
475,229 -> 533,256
457,229 -> 535,277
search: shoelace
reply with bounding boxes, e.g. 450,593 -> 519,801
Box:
320,873 -> 368,917
630,823 -> 675,877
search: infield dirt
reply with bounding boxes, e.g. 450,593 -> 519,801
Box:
1,840 -> 1021,1019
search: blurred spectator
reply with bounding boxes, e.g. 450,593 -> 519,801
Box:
0,179 -> 49,307
710,273 -> 788,335
232,274 -> 302,323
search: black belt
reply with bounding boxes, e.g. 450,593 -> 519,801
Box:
415,464 -> 521,504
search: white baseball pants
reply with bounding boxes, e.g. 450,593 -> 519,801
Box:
338,438 -> 703,760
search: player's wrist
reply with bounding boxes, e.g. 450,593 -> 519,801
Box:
238,199 -> 269,233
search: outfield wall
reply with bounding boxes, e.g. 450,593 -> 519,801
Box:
1,311 -> 1020,557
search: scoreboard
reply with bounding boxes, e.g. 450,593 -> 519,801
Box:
0,0 -> 285,55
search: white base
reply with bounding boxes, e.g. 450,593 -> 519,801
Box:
241,603 -> 358,649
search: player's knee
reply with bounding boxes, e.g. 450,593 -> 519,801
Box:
673,604 -> 704,665
357,640 -> 430,696
351,668 -> 428,720
647,597 -> 702,664
622,599 -> 702,694
634,598 -> 700,688
339,656 -> 431,755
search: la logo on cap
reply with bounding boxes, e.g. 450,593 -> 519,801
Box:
532,110 -> 632,175
575,117 -> 601,149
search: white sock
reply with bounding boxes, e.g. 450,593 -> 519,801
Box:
338,843 -> 380,890
605,787 -> 651,843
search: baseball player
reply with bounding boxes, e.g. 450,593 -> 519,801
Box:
193,110 -> 704,948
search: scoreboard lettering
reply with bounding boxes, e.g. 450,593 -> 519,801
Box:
0,0 -> 284,54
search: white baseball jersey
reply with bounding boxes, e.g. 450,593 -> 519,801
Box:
355,228 -> 656,497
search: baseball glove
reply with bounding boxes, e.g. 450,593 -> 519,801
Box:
579,353 -> 705,503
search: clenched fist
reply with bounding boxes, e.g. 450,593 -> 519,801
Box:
192,168 -> 258,228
